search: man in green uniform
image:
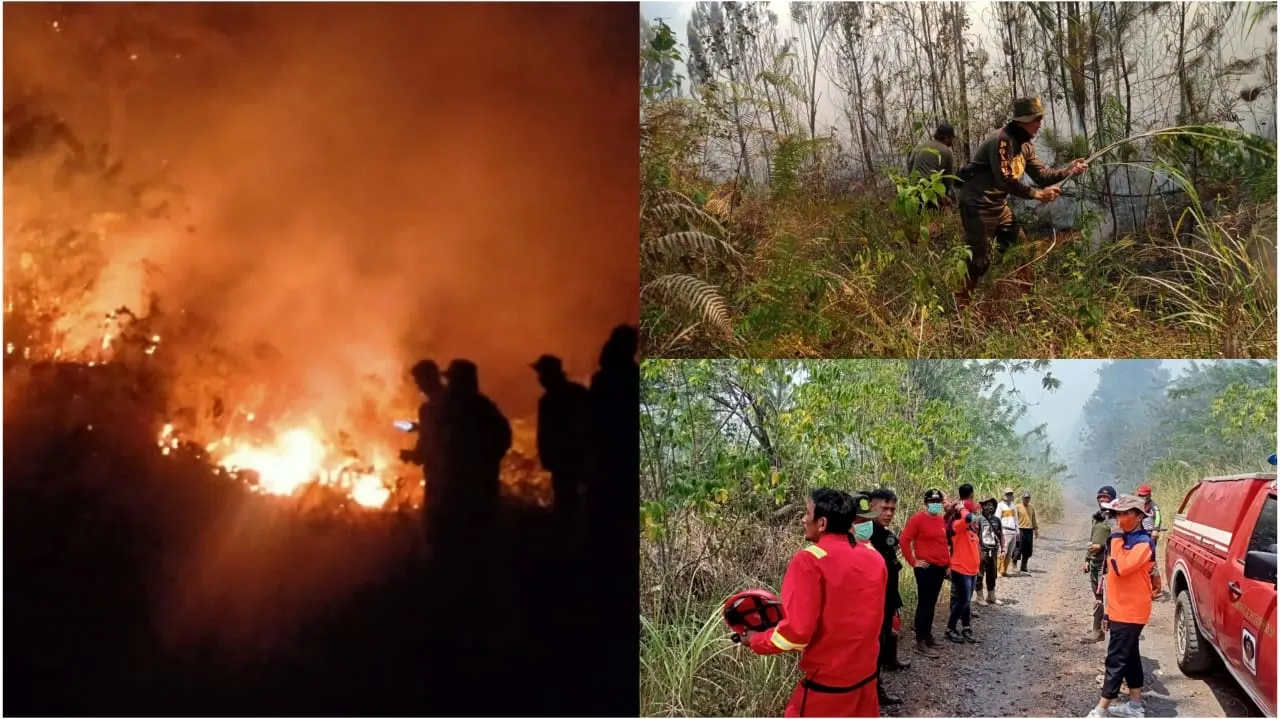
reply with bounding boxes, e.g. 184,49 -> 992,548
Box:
1081,485 -> 1117,643
908,123 -> 956,207
954,97 -> 1089,306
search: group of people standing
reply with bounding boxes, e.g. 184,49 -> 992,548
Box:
399,325 -> 639,552
737,483 -> 1044,717
897,485 -> 1038,659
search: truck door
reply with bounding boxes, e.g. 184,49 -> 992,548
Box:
1216,491 -> 1277,714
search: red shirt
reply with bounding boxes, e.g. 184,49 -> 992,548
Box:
950,508 -> 980,576
900,511 -> 951,568
750,532 -> 887,686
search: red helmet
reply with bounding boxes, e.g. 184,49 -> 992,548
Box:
723,589 -> 784,636
1137,484 -> 1152,497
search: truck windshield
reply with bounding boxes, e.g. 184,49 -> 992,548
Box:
1248,496 -> 1277,554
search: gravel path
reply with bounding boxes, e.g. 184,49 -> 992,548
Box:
880,499 -> 1262,717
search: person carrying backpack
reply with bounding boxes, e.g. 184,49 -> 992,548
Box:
974,497 -> 1004,606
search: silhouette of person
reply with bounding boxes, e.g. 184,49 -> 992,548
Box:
439,359 -> 511,548
532,355 -> 588,528
580,325 -> 639,715
585,325 -> 639,526
401,360 -> 448,548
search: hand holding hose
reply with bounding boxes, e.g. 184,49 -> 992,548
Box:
1036,186 -> 1062,203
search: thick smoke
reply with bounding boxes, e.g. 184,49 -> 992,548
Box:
4,2 -> 638,651
5,3 -> 639,420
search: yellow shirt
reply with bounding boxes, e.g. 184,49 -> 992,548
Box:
1017,503 -> 1037,530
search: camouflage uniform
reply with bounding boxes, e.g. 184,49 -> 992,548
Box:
954,98 -> 1073,289
1086,513 -> 1111,638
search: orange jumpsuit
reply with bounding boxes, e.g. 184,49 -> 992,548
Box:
750,532 -> 888,717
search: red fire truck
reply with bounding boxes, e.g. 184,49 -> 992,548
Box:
1166,471 -> 1276,717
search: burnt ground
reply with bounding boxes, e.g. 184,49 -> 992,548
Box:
880,498 -> 1263,718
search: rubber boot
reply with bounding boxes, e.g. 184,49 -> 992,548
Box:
1081,616 -> 1105,643
882,635 -> 911,670
999,557 -> 1009,577
987,590 -> 1002,606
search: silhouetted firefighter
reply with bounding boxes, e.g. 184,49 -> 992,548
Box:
400,359 -> 447,549
579,324 -> 640,714
532,354 -> 588,528
439,359 -> 511,550
585,325 -> 640,531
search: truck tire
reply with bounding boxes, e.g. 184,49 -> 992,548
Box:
1175,589 -> 1216,675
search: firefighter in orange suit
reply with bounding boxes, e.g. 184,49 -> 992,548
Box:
745,488 -> 887,717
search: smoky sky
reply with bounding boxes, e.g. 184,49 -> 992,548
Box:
5,2 -> 639,419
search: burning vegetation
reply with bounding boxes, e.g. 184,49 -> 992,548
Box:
5,3 -> 638,715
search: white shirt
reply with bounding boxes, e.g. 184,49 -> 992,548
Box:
996,500 -> 1020,533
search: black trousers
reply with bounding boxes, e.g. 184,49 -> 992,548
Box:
1019,529 -> 1035,569
978,552 -> 998,592
947,573 -> 975,630
1102,621 -> 1145,699
912,565 -> 946,641
877,603 -> 896,667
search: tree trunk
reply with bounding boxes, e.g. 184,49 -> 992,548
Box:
1066,1 -> 1090,141
952,5 -> 972,160
1090,3 -> 1118,234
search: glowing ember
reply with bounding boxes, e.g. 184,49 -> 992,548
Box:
223,429 -> 327,497
350,474 -> 392,508
161,423 -> 395,510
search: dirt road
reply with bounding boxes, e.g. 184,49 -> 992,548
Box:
881,500 -> 1262,717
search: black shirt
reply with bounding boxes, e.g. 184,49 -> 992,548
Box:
870,522 -> 903,612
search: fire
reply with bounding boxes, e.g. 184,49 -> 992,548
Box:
159,423 -> 396,509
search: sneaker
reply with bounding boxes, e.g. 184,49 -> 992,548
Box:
961,628 -> 981,644
1108,702 -> 1145,718
945,628 -> 965,644
1086,707 -> 1108,718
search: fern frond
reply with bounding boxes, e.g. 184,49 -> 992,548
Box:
646,203 -> 729,237
643,231 -> 742,263
642,274 -> 734,337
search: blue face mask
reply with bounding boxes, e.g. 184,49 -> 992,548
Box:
853,521 -> 874,541
926,503 -> 943,515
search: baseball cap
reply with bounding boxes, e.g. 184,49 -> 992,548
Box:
1136,484 -> 1152,497
1003,487 -> 1014,495
923,488 -> 944,503
1102,494 -> 1150,516
849,492 -> 882,520
1021,491 -> 1031,498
